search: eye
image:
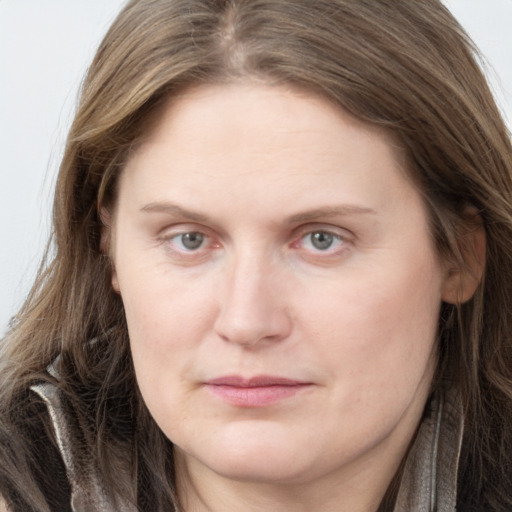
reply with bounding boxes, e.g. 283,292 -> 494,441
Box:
171,232 -> 206,251
159,227 -> 221,263
299,230 -> 345,252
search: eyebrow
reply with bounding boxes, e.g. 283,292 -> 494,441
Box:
287,205 -> 377,223
141,201 -> 376,224
140,202 -> 208,222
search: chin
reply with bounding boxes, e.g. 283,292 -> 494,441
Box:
176,425 -> 317,484
205,451 -> 311,484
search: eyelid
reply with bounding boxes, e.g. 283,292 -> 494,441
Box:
171,232 -> 206,251
157,224 -> 221,253
158,222 -> 211,239
290,224 -> 353,255
292,223 -> 354,241
156,222 -> 353,258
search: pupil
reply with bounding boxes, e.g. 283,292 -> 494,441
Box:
311,232 -> 333,250
182,232 -> 204,250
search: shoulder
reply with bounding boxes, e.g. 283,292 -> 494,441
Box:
0,383 -> 72,511
2,376 -> 138,511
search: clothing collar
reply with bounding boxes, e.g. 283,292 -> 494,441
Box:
393,387 -> 464,512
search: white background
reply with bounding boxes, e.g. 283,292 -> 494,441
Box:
1,0 -> 511,337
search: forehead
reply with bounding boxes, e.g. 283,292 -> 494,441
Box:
125,82 -> 409,175
117,82 -> 421,227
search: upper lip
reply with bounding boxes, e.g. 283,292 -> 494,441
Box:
206,375 -> 310,387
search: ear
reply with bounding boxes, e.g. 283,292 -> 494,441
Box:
99,207 -> 120,293
441,209 -> 486,304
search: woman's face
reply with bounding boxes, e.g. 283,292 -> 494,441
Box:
109,83 -> 451,490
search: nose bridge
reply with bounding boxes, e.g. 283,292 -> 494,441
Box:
213,245 -> 291,346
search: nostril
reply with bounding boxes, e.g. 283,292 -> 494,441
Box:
213,303 -> 292,347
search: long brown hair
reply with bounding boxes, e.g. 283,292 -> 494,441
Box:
1,0 -> 512,510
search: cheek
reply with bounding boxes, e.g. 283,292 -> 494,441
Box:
298,256 -> 442,390
119,274 -> 217,435
286,265 -> 441,451
119,258 -> 215,339
116,263 -> 218,392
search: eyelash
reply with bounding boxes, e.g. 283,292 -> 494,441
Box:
162,230 -> 219,256
293,230 -> 346,254
160,226 -> 350,259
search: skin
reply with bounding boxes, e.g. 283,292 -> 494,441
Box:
107,83 -> 462,511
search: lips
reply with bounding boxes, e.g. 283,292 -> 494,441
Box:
205,375 -> 312,407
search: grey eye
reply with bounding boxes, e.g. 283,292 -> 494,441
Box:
310,231 -> 335,250
179,232 -> 205,250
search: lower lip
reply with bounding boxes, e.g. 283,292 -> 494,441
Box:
205,384 -> 311,407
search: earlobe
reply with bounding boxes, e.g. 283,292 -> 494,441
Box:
99,207 -> 120,294
111,270 -> 120,293
441,211 -> 486,304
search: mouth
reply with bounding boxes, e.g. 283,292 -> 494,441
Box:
204,375 -> 313,407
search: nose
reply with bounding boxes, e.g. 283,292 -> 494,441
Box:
213,254 -> 292,347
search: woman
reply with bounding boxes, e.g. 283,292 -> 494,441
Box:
0,0 -> 511,510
